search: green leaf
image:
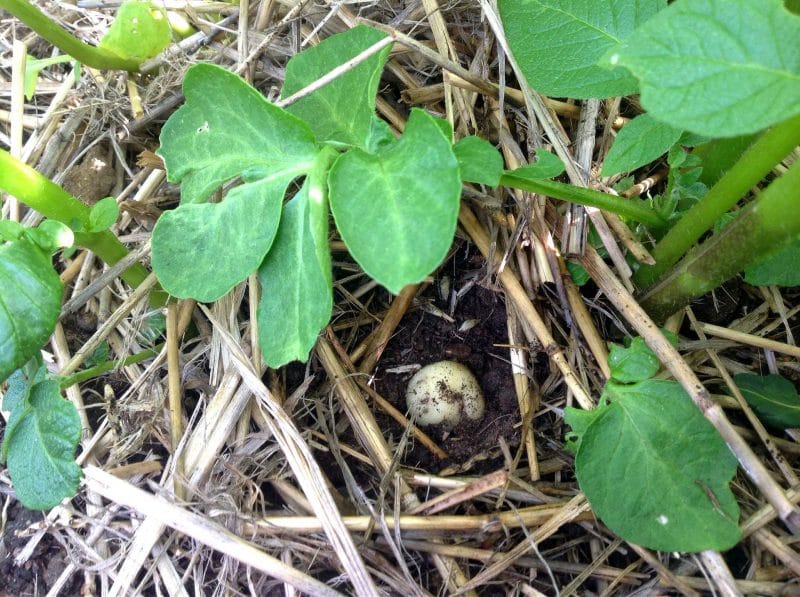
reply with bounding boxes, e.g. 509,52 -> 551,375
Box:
4,379 -> 82,510
744,238 -> 800,287
0,240 -> 63,383
498,0 -> 665,98
693,134 -> 757,187
607,331 -> 678,384
328,109 -> 461,294
99,0 -> 170,62
505,149 -> 565,180
84,341 -> 110,369
0,220 -> 25,242
25,220 -> 74,254
733,373 -> 800,429
257,151 -> 334,368
576,379 -> 740,552
153,63 -> 318,301
282,25 -> 392,148
157,64 -> 317,206
431,117 -> 454,143
88,197 -> 119,233
608,337 -> 660,383
566,261 -> 590,287
152,178 -> 289,301
563,405 -> 601,453
24,55 -> 75,100
602,113 -> 683,176
366,116 -> 396,153
609,0 -> 800,137
454,136 -> 504,186
1,369 -> 31,462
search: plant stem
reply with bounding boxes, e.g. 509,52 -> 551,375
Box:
0,149 -> 150,289
59,343 -> 163,388
499,172 -> 666,229
0,0 -> 140,71
639,160 -> 800,320
634,113 -> 800,287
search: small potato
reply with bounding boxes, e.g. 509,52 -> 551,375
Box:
405,361 -> 485,429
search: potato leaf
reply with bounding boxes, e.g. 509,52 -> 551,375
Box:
24,220 -> 74,253
744,238 -> 800,287
505,149 -> 565,180
574,379 -> 740,552
328,109 -> 461,294
99,0 -> 170,62
609,0 -> 800,136
607,337 -> 660,383
88,197 -> 119,233
152,64 -> 318,301
602,113 -> 683,176
0,239 -> 62,383
282,25 -> 392,148
563,405 -> 601,454
257,150 -> 334,368
454,136 -> 504,186
3,378 -> 82,510
733,373 -> 800,429
498,0 -> 665,98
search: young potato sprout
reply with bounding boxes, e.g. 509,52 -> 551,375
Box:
405,361 -> 485,429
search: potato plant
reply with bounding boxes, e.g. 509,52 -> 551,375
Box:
0,0 -> 798,556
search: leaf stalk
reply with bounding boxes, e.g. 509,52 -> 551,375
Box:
0,0 -> 140,71
639,160 -> 800,320
499,172 -> 667,229
0,149 -> 152,291
634,113 -> 800,287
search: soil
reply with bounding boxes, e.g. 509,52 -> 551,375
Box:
60,143 -> 118,205
0,502 -> 80,596
373,246 -> 541,473
5,2 -> 800,593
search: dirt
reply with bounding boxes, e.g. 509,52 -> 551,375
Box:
0,502 -> 80,596
373,246 -> 543,473
61,143 -> 118,205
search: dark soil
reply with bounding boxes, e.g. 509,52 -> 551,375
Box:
0,502 -> 79,597
374,248 -> 535,473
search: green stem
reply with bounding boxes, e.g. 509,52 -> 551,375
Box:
634,113 -> 800,287
0,0 -> 140,71
500,173 -> 667,230
0,149 -> 150,290
639,160 -> 800,321
59,343 -> 163,388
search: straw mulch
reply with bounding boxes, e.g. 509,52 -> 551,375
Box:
1,1 -> 799,595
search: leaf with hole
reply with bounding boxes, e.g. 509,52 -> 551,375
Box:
564,405 -> 600,453
152,63 -> 318,301
572,379 -> 740,552
609,0 -> 800,136
99,0 -> 170,62
498,0 -> 665,98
